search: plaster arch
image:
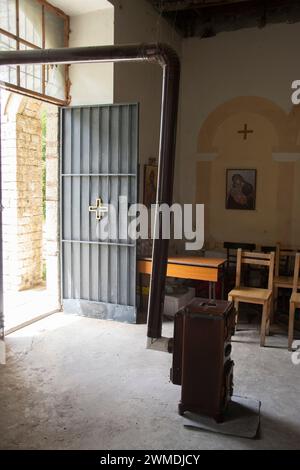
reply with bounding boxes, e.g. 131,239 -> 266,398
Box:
289,105 -> 300,149
197,96 -> 289,154
3,91 -> 44,122
212,111 -> 279,160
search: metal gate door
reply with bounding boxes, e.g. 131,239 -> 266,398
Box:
0,99 -> 4,364
61,104 -> 138,323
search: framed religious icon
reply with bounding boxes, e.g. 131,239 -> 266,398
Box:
143,163 -> 158,208
226,169 -> 256,210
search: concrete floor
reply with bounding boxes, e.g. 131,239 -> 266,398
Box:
4,285 -> 60,333
0,312 -> 299,450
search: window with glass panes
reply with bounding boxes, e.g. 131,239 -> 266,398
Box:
0,0 -> 69,104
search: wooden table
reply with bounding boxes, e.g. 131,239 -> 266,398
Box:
138,256 -> 227,301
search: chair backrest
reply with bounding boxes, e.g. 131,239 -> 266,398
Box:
236,249 -> 275,290
224,242 -> 256,270
292,253 -> 300,293
275,242 -> 299,277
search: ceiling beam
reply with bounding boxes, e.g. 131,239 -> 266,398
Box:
148,0 -> 300,37
151,0 -> 251,12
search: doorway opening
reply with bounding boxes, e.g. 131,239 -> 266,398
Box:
1,90 -> 60,333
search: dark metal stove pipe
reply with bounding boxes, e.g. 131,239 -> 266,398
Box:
0,43 -> 180,342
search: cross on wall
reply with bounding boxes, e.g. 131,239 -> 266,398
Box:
238,124 -> 254,140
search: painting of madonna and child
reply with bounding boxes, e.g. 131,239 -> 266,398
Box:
226,169 -> 256,210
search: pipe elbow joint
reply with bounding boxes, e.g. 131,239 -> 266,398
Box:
142,42 -> 180,74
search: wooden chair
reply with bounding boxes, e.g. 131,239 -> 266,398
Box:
273,243 -> 300,315
289,253 -> 300,350
228,249 -> 275,347
223,242 -> 256,294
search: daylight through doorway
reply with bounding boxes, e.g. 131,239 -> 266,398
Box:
1,91 -> 60,333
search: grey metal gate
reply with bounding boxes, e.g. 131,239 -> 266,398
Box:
61,104 -> 138,323
0,97 -> 4,363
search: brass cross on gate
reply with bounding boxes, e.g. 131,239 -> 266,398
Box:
238,123 -> 254,140
89,198 -> 108,221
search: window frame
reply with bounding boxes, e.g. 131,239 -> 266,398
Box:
0,0 -> 70,105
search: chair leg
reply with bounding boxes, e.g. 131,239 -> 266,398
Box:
260,301 -> 268,347
228,295 -> 239,328
265,297 -> 272,336
288,302 -> 296,351
231,299 -> 239,325
269,295 -> 274,325
234,300 -> 239,325
273,286 -> 278,319
266,321 -> 270,336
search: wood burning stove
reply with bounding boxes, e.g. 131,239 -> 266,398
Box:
171,298 -> 236,422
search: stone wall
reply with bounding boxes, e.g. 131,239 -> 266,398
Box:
16,99 -> 43,289
2,95 -> 43,291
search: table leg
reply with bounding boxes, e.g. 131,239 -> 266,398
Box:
209,282 -> 216,301
212,282 -> 216,301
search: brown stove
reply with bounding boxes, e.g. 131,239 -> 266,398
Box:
171,298 -> 236,422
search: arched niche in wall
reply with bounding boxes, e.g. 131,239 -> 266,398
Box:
196,96 -> 300,249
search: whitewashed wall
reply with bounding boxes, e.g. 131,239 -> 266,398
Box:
69,6 -> 114,105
